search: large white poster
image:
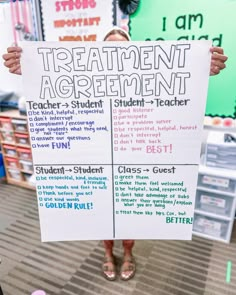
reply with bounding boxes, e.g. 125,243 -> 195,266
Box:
41,0 -> 114,41
21,41 -> 211,242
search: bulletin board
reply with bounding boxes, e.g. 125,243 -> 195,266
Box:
130,0 -> 236,120
40,0 -> 115,41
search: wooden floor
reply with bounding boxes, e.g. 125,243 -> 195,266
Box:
0,182 -> 236,295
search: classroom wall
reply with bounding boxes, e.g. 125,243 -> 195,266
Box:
130,0 -> 236,119
0,3 -> 23,95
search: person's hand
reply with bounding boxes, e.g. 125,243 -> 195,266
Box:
210,47 -> 227,76
2,46 -> 22,75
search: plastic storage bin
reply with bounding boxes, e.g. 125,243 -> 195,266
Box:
15,133 -> 30,145
198,173 -> 236,194
0,129 -> 14,143
193,213 -> 229,240
22,172 -> 34,184
195,190 -> 233,218
0,117 -> 12,130
3,144 -> 17,157
22,172 -> 35,187
5,157 -> 19,169
12,119 -> 27,132
7,168 -> 21,181
19,160 -> 33,173
17,147 -> 32,160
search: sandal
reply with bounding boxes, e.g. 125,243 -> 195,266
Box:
102,255 -> 117,281
120,256 -> 136,281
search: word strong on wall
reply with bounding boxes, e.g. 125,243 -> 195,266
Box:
41,0 -> 113,41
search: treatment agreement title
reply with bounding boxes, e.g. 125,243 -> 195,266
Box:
38,43 -> 191,99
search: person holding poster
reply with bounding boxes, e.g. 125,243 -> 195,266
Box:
100,27 -> 136,281
2,27 -> 228,282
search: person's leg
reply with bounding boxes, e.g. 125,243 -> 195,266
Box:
102,240 -> 116,280
123,240 -> 135,257
120,240 -> 136,280
103,240 -> 114,257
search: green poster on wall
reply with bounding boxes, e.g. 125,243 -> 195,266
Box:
130,0 -> 236,119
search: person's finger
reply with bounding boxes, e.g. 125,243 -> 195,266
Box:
2,52 -> 21,61
7,46 -> 22,53
210,46 -> 224,54
211,53 -> 228,63
210,68 -> 220,76
210,47 -> 228,64
210,64 -> 222,75
4,58 -> 20,68
11,64 -> 22,75
9,63 -> 21,74
211,60 -> 226,70
15,67 -> 22,75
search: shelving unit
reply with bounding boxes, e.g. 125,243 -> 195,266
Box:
193,164 -> 236,243
0,110 -> 35,190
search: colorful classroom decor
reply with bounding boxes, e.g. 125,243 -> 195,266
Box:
40,0 -> 114,41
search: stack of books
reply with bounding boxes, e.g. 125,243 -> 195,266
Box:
205,131 -> 236,170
